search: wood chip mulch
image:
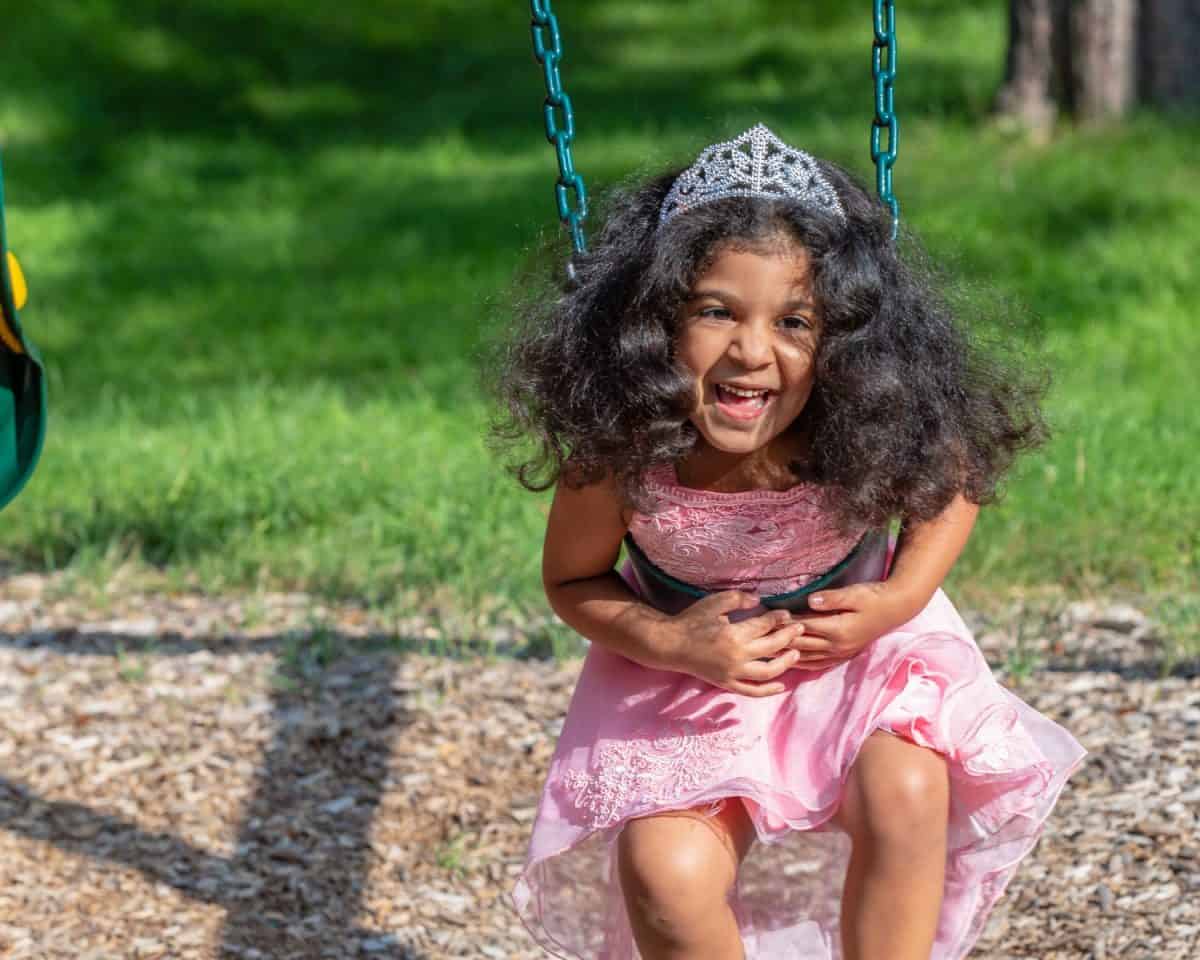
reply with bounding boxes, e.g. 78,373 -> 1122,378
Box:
0,573 -> 1197,960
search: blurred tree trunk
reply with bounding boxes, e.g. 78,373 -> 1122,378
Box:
1070,0 -> 1138,121
996,0 -> 1064,130
1140,0 -> 1200,107
996,0 -> 1198,127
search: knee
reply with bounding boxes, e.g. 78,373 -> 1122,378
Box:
617,820 -> 734,943
859,749 -> 950,845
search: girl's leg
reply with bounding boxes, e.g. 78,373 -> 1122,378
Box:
617,797 -> 756,960
832,730 -> 950,960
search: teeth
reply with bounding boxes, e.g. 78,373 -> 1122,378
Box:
720,384 -> 768,398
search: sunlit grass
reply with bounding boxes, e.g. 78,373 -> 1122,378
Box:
0,0 -> 1195,653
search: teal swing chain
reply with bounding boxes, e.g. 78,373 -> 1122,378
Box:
530,2 -> 897,248
871,0 -> 900,238
530,0 -> 588,256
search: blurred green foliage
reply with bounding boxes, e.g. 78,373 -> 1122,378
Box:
0,1 -> 1195,644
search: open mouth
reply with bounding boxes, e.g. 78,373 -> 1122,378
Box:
714,383 -> 772,419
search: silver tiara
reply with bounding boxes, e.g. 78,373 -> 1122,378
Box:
659,124 -> 845,226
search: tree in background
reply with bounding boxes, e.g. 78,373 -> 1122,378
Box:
996,0 -> 1199,128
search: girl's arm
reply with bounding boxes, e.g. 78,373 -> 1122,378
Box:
868,491 -> 980,622
541,472 -> 678,670
543,472 -> 807,694
789,493 -> 979,666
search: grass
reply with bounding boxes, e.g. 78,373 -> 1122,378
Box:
0,0 -> 1196,653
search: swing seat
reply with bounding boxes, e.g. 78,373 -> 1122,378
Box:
0,159 -> 46,512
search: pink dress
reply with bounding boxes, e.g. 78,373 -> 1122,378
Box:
510,464 -> 1087,959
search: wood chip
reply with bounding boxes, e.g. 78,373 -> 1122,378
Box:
0,578 -> 1197,957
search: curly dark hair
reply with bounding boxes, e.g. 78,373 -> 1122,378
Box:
486,152 -> 1047,530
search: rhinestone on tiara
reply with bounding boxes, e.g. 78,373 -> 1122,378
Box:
658,124 -> 845,226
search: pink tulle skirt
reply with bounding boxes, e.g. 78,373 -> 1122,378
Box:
510,568 -> 1088,959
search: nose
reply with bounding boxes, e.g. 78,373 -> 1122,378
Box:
729,319 -> 772,368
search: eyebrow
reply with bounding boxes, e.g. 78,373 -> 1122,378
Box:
689,288 -> 816,310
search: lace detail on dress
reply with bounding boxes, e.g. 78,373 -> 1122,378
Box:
628,464 -> 865,595
559,717 -> 757,829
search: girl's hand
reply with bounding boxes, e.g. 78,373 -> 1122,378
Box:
662,591 -> 807,697
785,497 -> 978,668
784,582 -> 920,669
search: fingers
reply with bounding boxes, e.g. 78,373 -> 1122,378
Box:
807,584 -> 868,612
742,624 -> 838,674
737,608 -> 795,637
747,626 -> 813,660
791,611 -> 850,638
741,652 -> 800,683
731,680 -> 789,697
730,650 -> 832,695
728,671 -> 793,697
727,646 -> 841,696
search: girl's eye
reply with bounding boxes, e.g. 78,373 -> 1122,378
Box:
780,315 -> 813,332
698,307 -> 732,320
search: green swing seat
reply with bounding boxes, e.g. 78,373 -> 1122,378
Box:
0,153 -> 46,512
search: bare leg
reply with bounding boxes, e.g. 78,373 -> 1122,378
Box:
833,731 -> 950,960
618,799 -> 756,960
623,884 -> 744,960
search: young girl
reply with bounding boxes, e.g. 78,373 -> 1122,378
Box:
494,125 -> 1087,960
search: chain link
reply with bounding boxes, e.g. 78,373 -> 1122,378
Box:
871,0 -> 899,238
532,2 -> 894,247
530,0 -> 588,255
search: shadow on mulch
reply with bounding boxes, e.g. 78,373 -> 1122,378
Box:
0,621 -> 1195,957
0,627 -> 441,960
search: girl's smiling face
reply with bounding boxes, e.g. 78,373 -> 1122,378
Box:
676,240 -> 820,469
